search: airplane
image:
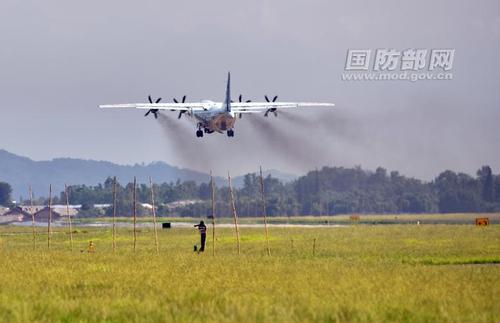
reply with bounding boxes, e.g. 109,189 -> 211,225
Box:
99,73 -> 334,137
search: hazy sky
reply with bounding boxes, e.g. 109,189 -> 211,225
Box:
0,0 -> 499,180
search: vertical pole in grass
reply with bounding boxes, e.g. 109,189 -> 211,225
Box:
313,238 -> 317,256
228,172 -> 240,255
133,176 -> 137,253
210,170 -> 216,256
112,176 -> 117,253
64,184 -> 74,251
259,166 -> 271,256
47,184 -> 52,249
29,185 -> 36,250
149,177 -> 159,255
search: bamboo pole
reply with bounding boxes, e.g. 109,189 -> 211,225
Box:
47,184 -> 52,249
112,176 -> 117,252
210,170 -> 216,256
259,166 -> 271,256
64,184 -> 74,251
29,185 -> 36,250
315,167 -> 322,216
149,177 -> 159,255
228,172 -> 240,255
133,177 -> 137,253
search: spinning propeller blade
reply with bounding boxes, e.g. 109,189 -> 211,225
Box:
264,94 -> 279,117
145,95 -> 161,118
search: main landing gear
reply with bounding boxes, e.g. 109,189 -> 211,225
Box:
195,126 -> 234,138
196,123 -> 204,138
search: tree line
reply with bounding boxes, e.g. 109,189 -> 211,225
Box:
2,165 -> 500,216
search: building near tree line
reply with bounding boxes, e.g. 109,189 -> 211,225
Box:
0,206 -> 32,224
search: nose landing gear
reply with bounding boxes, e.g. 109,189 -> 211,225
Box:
227,129 -> 234,137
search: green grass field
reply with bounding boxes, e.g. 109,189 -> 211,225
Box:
0,221 -> 499,322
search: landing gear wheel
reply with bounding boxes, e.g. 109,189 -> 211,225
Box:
227,129 -> 234,137
196,130 -> 204,138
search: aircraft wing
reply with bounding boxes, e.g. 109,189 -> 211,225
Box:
99,103 -> 208,111
230,102 -> 335,113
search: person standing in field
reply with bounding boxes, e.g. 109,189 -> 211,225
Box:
194,220 -> 207,252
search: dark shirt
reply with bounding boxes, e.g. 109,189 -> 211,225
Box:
195,224 -> 207,234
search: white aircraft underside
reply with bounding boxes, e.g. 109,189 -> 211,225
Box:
99,73 -> 334,137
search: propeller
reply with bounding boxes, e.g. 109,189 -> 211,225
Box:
173,95 -> 188,119
144,95 -> 162,119
232,94 -> 252,119
264,95 -> 278,117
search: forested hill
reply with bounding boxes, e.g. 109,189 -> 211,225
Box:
0,149 -> 295,200
291,166 -> 500,214
3,164 -> 497,217
0,149 -> 207,199
2,149 -> 499,215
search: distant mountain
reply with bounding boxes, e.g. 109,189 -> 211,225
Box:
0,149 -> 297,200
0,149 -> 212,200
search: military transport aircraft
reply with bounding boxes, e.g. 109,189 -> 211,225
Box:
99,73 -> 334,137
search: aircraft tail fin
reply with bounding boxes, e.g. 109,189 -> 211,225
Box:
224,72 -> 231,113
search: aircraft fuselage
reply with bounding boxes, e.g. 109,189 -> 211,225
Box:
190,101 -> 237,134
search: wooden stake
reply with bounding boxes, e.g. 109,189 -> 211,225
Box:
228,172 -> 240,255
210,170 -> 216,256
29,185 -> 36,250
313,238 -> 317,256
149,177 -> 159,255
133,177 -> 137,253
47,184 -> 52,249
112,176 -> 117,252
259,166 -> 271,256
64,184 -> 74,251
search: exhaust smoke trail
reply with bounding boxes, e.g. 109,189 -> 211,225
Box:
278,110 -> 308,126
244,108 -> 374,173
280,110 -> 362,142
155,107 -> 367,176
246,114 -> 325,170
156,113 -> 212,171
152,99 -> 373,179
